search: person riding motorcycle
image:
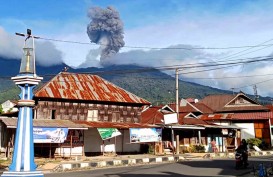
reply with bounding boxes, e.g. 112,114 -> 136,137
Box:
236,139 -> 248,166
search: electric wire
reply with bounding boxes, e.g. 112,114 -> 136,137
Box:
37,36 -> 273,50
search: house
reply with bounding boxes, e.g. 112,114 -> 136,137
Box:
141,103 -> 233,153
199,92 -> 273,148
33,71 -> 151,156
0,71 -> 153,157
0,100 -> 18,116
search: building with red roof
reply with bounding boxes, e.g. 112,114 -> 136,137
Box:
199,92 -> 273,148
1,72 -> 153,157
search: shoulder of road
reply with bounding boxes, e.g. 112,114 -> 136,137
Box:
40,150 -> 273,173
1,150 -> 273,174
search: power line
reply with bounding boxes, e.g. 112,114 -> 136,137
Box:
37,36 -> 273,50
0,55 -> 272,80
232,78 -> 273,90
212,38 -> 273,61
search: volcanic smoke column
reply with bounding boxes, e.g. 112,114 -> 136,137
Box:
87,6 -> 125,65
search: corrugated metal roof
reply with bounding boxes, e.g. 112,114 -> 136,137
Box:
34,72 -> 150,105
229,112 -> 273,120
200,112 -> 273,120
141,106 -> 165,124
0,117 -> 88,129
182,117 -> 211,125
199,93 -> 269,112
199,94 -> 234,111
73,120 -> 158,128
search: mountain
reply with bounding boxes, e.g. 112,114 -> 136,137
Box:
0,57 -> 271,105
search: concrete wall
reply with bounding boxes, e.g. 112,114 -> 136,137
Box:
55,146 -> 83,157
233,123 -> 255,140
84,128 -> 140,153
1,100 -> 18,113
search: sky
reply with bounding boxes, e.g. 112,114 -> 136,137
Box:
1,0 -> 273,98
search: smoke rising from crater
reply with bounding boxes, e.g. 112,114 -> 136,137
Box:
87,6 -> 125,64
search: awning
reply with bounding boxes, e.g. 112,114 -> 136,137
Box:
73,120 -> 159,129
164,123 -> 242,130
165,124 -> 205,130
0,117 -> 88,130
199,124 -> 243,129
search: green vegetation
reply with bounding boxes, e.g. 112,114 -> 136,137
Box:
0,66 -> 271,105
0,86 -> 20,103
246,138 -> 262,148
0,105 -> 3,114
188,144 -> 205,153
105,72 -> 231,105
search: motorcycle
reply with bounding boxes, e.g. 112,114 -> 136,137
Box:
235,150 -> 248,169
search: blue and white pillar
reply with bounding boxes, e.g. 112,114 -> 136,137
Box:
1,30 -> 43,177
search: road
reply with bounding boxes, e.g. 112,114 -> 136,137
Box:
45,156 -> 273,177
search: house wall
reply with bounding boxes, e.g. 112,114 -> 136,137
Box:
55,146 -> 83,157
1,100 -> 18,113
35,101 -> 142,123
0,122 -> 4,152
233,123 -> 255,140
84,128 -> 140,153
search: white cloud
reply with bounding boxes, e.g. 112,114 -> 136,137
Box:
0,27 -> 22,59
0,26 -> 64,66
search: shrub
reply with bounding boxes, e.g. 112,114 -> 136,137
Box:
189,144 -> 205,153
246,138 -> 262,148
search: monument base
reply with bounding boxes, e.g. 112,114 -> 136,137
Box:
1,171 -> 44,177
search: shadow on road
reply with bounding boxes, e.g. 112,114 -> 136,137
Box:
177,158 -> 273,176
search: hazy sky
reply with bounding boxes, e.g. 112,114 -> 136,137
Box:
1,0 -> 273,97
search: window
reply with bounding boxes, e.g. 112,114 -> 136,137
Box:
87,110 -> 98,121
112,112 -> 120,122
51,110 -> 56,120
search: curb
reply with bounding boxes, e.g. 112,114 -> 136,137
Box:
55,156 -> 185,172
51,151 -> 273,172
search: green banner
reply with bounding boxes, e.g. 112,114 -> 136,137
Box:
97,128 -> 121,140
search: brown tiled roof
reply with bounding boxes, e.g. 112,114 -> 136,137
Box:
73,120 -> 158,128
34,72 -> 150,105
0,117 -> 88,129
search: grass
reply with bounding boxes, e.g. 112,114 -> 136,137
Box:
0,159 -> 11,169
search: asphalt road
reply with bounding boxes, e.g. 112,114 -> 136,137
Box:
45,156 -> 273,177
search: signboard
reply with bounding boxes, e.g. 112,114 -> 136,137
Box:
129,128 -> 162,143
33,127 -> 68,143
97,128 -> 121,140
222,129 -> 228,135
163,113 -> 178,124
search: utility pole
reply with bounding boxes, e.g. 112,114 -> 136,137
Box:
231,88 -> 235,95
174,68 -> 180,154
253,85 -> 259,102
1,29 -> 44,177
176,68 -> 179,117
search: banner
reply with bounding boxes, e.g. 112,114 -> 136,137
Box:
129,128 -> 162,143
33,127 -> 68,143
97,128 -> 121,140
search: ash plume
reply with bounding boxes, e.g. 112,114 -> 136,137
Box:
87,6 -> 125,64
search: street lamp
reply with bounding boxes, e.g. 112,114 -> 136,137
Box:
20,48 -> 34,74
1,29 -> 43,177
